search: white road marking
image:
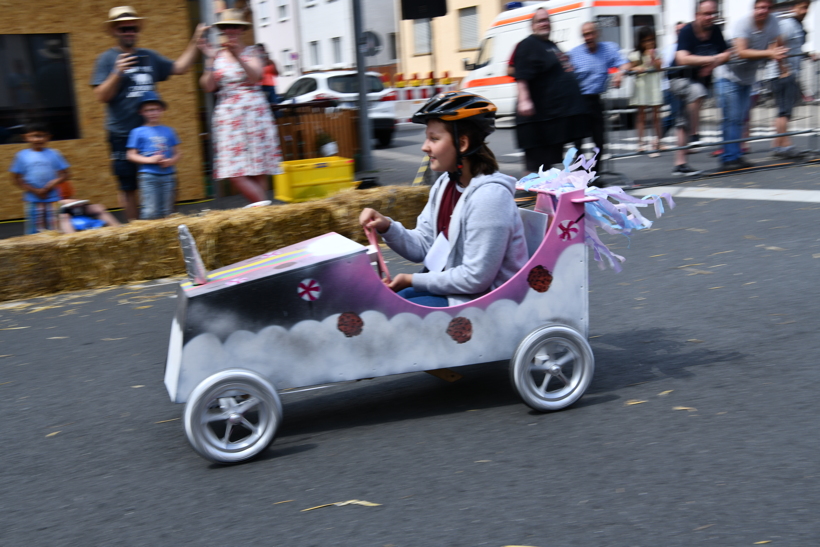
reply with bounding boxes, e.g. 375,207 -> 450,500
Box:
629,186 -> 820,203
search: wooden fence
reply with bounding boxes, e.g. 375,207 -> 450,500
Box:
275,106 -> 359,161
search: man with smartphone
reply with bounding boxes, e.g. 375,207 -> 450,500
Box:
92,6 -> 206,220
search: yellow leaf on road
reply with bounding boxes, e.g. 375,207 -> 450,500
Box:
46,431 -> 60,437
626,400 -> 647,406
674,406 -> 697,412
658,390 -> 673,396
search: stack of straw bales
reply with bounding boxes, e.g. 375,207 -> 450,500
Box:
0,186 -> 430,303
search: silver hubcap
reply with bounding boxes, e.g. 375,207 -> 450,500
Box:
527,342 -> 578,399
200,391 -> 270,453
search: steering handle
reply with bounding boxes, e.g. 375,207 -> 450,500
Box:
363,225 -> 392,284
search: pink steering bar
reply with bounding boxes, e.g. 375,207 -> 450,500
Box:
363,225 -> 392,284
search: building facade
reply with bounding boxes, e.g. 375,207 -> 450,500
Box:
398,0 -> 505,83
251,0 -> 397,95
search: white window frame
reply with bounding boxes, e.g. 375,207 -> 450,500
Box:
413,19 -> 431,55
458,7 -> 479,50
257,0 -> 271,27
331,37 -> 343,66
282,48 -> 295,76
276,0 -> 288,21
309,40 -> 321,68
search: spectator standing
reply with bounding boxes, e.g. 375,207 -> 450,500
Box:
569,22 -> 629,157
92,6 -> 205,221
770,0 -> 811,158
258,44 -> 280,105
515,9 -> 590,172
9,122 -> 69,234
629,27 -> 664,156
126,92 -> 181,219
661,22 -> 686,139
672,0 -> 731,175
715,0 -> 787,170
198,9 -> 283,203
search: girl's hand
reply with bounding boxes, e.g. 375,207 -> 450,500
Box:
359,207 -> 391,233
386,273 -> 413,293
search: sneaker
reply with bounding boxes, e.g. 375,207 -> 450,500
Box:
672,164 -> 703,176
779,147 -> 805,159
710,148 -> 724,157
689,133 -> 703,146
721,158 -> 753,171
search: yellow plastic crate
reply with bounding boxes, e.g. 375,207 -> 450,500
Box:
274,156 -> 358,202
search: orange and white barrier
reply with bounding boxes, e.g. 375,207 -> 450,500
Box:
392,72 -> 460,123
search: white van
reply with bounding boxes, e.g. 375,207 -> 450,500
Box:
460,0 -> 664,117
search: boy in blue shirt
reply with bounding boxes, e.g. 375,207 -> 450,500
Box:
126,92 -> 181,219
9,122 -> 70,234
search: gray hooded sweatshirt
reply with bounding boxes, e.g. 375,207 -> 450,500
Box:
382,171 -> 528,306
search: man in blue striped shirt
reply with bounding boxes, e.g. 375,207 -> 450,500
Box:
570,22 -> 630,157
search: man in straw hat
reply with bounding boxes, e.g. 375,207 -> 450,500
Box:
92,6 -> 207,221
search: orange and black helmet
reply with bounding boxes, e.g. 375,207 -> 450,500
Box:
411,91 -> 497,136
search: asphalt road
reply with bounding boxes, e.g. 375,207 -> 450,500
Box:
1,166 -> 819,545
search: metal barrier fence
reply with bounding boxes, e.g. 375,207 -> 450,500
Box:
596,54 -> 819,180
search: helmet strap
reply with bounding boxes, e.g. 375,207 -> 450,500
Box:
449,122 -> 463,185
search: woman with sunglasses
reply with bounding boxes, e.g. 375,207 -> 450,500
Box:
198,9 -> 283,204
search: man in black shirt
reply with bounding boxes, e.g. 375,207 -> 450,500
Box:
670,0 -> 731,175
514,8 -> 589,173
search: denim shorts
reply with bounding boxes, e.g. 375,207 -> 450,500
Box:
138,172 -> 176,219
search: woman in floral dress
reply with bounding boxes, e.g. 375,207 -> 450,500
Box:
198,9 -> 282,203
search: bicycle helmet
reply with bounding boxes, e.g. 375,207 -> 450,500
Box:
412,92 -> 498,182
411,91 -> 497,136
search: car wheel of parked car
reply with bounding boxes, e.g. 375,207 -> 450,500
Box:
376,130 -> 393,148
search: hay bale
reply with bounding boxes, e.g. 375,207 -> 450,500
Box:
0,186 -> 430,303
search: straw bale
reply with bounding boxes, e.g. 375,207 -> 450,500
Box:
0,186 -> 431,303
326,186 -> 431,244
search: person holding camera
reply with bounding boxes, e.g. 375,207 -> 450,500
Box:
91,6 -> 205,221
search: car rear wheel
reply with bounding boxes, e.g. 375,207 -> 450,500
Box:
510,324 -> 594,412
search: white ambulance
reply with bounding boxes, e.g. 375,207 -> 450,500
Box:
460,0 -> 664,116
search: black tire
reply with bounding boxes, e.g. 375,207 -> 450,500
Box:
376,130 -> 393,148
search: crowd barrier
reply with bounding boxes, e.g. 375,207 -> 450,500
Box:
0,186 -> 430,303
392,72 -> 458,123
596,54 -> 820,178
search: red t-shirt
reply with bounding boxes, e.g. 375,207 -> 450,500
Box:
261,64 -> 277,87
436,178 -> 463,240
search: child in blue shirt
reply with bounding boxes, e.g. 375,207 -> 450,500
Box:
126,92 -> 181,219
9,122 -> 70,234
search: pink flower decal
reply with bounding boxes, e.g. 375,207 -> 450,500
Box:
225,277 -> 248,286
558,219 -> 580,241
298,279 -> 322,301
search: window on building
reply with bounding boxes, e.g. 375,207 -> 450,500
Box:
332,37 -> 342,65
414,19 -> 431,55
596,15 -> 621,48
309,40 -> 321,67
631,15 -> 655,50
277,0 -> 288,20
459,7 -> 479,50
258,0 -> 271,26
282,48 -> 295,75
387,32 -> 397,61
0,34 -> 79,144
